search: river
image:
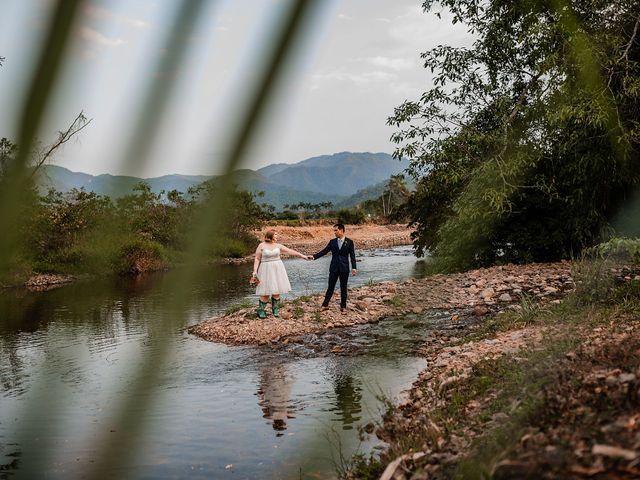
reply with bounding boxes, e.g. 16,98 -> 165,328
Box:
0,246 -> 434,479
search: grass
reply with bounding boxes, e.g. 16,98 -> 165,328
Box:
292,305 -> 305,319
224,300 -> 255,315
291,295 -> 312,305
382,295 -> 403,307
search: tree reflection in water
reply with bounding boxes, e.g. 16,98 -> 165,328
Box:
332,372 -> 363,430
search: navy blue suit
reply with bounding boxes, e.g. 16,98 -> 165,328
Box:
313,237 -> 357,308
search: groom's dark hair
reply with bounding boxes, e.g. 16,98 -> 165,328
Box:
334,223 -> 345,231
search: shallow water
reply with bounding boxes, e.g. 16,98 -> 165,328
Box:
0,246 -> 435,479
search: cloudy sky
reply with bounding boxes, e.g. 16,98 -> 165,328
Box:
0,0 -> 473,177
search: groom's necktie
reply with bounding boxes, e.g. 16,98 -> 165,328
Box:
338,238 -> 343,250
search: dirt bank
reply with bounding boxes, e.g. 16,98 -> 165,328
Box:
260,224 -> 413,251
222,224 -> 414,264
188,262 -> 574,345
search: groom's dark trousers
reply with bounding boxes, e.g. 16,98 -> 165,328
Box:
325,271 -> 350,308
313,237 -> 357,309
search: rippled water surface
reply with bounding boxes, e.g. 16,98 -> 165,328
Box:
0,246 -> 433,479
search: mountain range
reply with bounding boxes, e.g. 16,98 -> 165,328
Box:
35,151 -> 410,209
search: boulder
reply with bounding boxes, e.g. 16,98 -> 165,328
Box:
480,288 -> 495,300
472,305 -> 489,316
498,293 -> 512,302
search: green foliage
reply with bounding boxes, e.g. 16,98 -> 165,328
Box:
224,300 -> 255,315
589,237 -> 640,264
571,237 -> 640,305
337,207 -> 366,225
382,295 -> 403,307
113,236 -> 168,275
356,174 -> 411,223
16,180 -> 266,276
391,1 -> 640,269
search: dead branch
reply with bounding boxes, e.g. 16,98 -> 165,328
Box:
29,111 -> 93,178
619,16 -> 640,63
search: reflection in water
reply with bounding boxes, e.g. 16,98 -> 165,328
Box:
257,365 -> 294,435
332,373 -> 362,430
0,247 -> 427,479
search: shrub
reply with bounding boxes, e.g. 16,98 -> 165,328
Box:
337,208 -> 366,225
114,236 -> 168,274
589,237 -> 640,264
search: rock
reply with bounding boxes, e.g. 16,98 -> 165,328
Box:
592,444 -> 638,461
472,305 -> 489,316
618,373 -> 636,383
498,293 -> 512,302
412,307 -> 423,314
480,288 -> 495,300
355,301 -> 368,311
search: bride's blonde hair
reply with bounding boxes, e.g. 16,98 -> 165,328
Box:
264,229 -> 276,242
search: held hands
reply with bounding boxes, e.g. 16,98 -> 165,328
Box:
351,269 -> 357,276
249,273 -> 260,285
305,255 -> 314,260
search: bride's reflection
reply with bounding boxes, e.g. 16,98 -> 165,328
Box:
256,365 -> 294,436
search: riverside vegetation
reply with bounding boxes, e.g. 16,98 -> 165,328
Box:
0,180 -> 268,286
336,0 -> 640,478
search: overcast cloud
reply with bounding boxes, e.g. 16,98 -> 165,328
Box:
0,0 -> 473,176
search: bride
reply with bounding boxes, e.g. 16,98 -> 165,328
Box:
251,230 -> 311,319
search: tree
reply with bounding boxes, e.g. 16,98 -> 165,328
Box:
381,174 -> 410,217
389,0 -> 640,267
0,138 -> 17,177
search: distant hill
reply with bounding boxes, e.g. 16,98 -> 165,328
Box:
35,151 -> 408,209
257,152 -> 409,196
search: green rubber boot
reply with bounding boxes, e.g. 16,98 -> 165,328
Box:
257,300 -> 268,319
271,297 -> 280,317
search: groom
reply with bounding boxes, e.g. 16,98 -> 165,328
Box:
312,223 -> 357,314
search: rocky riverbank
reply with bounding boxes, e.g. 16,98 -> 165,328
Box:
341,264 -> 640,480
351,304 -> 640,480
189,261 -> 574,345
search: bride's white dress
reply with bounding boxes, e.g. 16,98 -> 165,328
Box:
256,246 -> 292,296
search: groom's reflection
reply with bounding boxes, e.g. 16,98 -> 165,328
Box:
257,365 -> 294,436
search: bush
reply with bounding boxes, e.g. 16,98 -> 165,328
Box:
208,234 -> 256,259
337,208 -> 366,225
589,237 -> 640,264
114,236 -> 168,274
